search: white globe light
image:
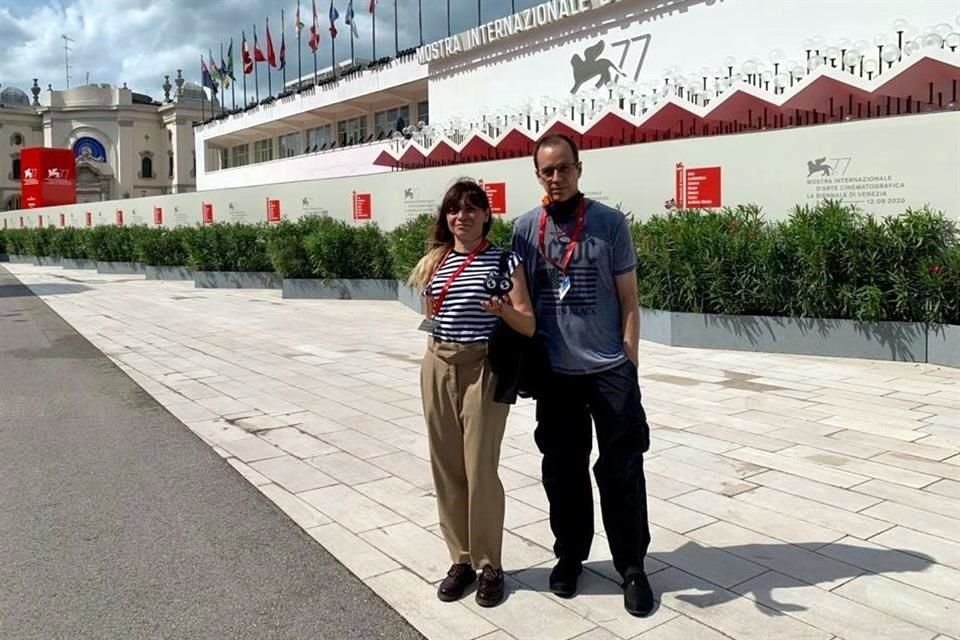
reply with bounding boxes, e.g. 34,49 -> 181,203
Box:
825,46 -> 840,60
741,59 -> 759,74
853,40 -> 870,54
769,49 -> 785,64
843,51 -> 860,66
881,44 -> 900,63
946,33 -> 960,49
863,59 -> 878,73
923,33 -> 944,47
937,23 -> 953,37
893,18 -> 911,32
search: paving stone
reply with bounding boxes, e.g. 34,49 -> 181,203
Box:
249,456 -> 338,493
306,451 -> 391,485
368,451 -> 435,489
320,429 -> 399,459
185,418 -> 251,444
748,471 -> 883,513
359,522 -> 451,583
225,458 -> 272,486
925,479 -> 960,499
646,457 -> 756,497
869,526 -> 960,572
853,479 -> 960,517
724,447 -> 870,488
633,616 -> 732,640
833,572 -> 960,638
355,476 -> 439,527
870,452 -> 960,482
647,524 -> 767,588
860,501 -> 960,542
298,484 -> 406,533
830,430 -> 956,461
216,435 -> 286,463
258,483 -> 332,529
685,424 -> 793,453
733,487 -> 893,540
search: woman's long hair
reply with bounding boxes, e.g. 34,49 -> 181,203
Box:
407,179 -> 493,289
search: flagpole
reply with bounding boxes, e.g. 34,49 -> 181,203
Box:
267,17 -> 273,97
332,31 -> 337,80
297,2 -> 303,91
447,0 -> 451,37
350,10 -> 355,65
200,55 -> 206,122
230,39 -> 236,110
281,10 -> 287,89
478,0 -> 481,27
254,24 -> 261,102
393,0 -> 398,56
242,31 -> 248,106
418,0 -> 422,47
372,2 -> 377,60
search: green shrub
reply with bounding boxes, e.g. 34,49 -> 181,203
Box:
487,217 -> 515,249
0,229 -> 6,254
182,223 -> 272,272
49,227 -> 87,259
266,216 -> 334,278
304,220 -> 393,279
634,201 -> 959,324
26,226 -> 57,257
4,229 -> 29,255
135,227 -> 189,266
82,225 -> 143,262
388,214 -> 433,280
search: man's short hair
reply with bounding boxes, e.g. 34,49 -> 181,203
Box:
533,133 -> 580,170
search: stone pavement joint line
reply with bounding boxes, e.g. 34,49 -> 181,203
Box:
8,263 -> 960,640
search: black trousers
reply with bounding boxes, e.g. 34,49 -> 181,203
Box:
534,360 -> 651,579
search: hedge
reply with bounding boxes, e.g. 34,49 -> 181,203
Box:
3,202 -> 957,324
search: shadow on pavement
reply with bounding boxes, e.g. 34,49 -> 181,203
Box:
0,283 -> 91,297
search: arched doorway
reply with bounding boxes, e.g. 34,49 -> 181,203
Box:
4,194 -> 21,211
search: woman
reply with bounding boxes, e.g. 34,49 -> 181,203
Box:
409,179 -> 535,607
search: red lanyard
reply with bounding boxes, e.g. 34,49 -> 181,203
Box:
538,198 -> 587,274
430,240 -> 489,316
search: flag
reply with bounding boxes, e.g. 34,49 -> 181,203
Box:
266,20 -> 277,67
219,48 -> 230,88
345,0 -> 358,38
296,2 -> 305,34
226,39 -> 236,80
242,33 -> 254,74
309,0 -> 321,51
201,56 -> 216,90
328,0 -> 339,38
254,29 -> 267,62
369,0 -> 376,11
280,15 -> 287,69
208,49 -> 222,85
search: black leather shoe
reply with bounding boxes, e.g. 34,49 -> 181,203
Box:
476,566 -> 505,607
549,558 -> 583,598
437,563 -> 476,602
623,571 -> 655,617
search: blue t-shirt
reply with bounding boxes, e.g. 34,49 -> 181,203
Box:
511,198 -> 636,375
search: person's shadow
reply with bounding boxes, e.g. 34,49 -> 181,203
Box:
514,540 -> 938,616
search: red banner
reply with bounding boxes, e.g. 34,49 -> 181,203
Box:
154,206 -> 163,226
85,211 -> 92,227
266,199 -> 281,223
59,213 -> 65,227
202,203 -> 214,225
116,209 -> 124,226
675,163 -> 722,209
352,192 -> 372,220
20,147 -> 76,209
38,215 -> 44,227
480,181 -> 507,215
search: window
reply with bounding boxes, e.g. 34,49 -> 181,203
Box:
11,133 -> 24,147
417,100 -> 429,125
374,105 -> 410,138
278,132 -> 302,158
254,139 -> 273,163
169,152 -> 174,178
337,116 -> 367,146
221,149 -> 230,169
306,125 -> 332,152
141,156 -> 154,179
231,144 -> 249,167
12,157 -> 21,180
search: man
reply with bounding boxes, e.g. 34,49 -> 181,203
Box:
510,133 -> 653,616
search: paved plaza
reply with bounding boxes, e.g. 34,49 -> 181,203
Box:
3,262 -> 959,640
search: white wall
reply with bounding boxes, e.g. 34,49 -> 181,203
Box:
4,112 -> 957,232
199,141 -> 395,191
426,0 -> 955,127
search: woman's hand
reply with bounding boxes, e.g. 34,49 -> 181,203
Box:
481,295 -> 512,317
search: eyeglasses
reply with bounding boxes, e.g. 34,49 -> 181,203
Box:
537,162 -> 579,179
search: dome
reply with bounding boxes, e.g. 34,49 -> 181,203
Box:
0,86 -> 30,106
181,81 -> 206,99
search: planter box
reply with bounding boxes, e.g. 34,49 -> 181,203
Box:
194,271 -> 281,289
640,307 -> 928,363
61,258 -> 98,270
145,265 -> 194,281
927,324 -> 960,368
96,261 -> 146,275
396,281 -> 423,313
0,253 -> 8,262
37,256 -> 63,267
282,278 -> 398,300
8,254 -> 37,264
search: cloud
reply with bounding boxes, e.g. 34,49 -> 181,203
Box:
0,0 -> 537,101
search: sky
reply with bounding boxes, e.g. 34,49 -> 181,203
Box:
0,0 -> 542,103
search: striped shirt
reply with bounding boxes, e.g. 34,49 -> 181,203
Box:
425,246 -> 522,343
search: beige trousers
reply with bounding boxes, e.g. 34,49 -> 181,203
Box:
420,337 -> 510,570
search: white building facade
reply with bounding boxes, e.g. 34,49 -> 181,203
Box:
0,74 -> 205,210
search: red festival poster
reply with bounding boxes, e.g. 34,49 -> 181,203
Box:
85,211 -> 92,227
38,215 -> 44,227
352,192 -> 372,220
481,181 -> 507,215
60,213 -> 66,227
154,206 -> 163,226
116,209 -> 124,226
202,203 -> 214,225
675,163 -> 722,209
266,199 -> 281,223
20,147 -> 77,209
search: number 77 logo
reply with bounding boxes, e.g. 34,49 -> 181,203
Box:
610,34 -> 653,82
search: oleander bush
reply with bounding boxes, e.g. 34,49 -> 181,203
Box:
181,222 -> 272,272
81,225 -> 145,262
49,227 -> 87,259
0,229 -> 7,254
265,216 -> 335,278
135,227 -> 190,267
303,218 -> 393,279
634,201 -> 959,324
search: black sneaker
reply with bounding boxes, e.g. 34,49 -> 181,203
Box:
623,571 -> 654,617
549,558 -> 582,598
476,566 -> 505,607
437,563 -> 476,602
